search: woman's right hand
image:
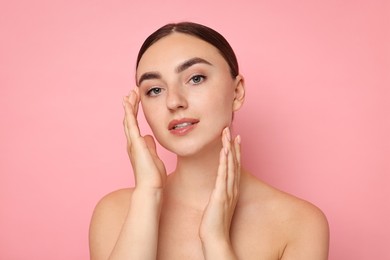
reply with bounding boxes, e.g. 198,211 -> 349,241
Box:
123,88 -> 167,190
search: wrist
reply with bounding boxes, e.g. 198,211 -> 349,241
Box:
132,187 -> 164,200
201,237 -> 237,260
131,188 -> 164,215
126,188 -> 164,233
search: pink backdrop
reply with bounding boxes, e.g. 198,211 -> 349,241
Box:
1,0 -> 389,259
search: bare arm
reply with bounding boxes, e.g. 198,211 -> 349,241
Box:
199,128 -> 241,259
89,189 -> 162,260
107,189 -> 162,260
89,88 -> 166,260
281,204 -> 329,260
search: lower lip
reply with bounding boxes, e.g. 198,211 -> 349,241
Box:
170,123 -> 197,136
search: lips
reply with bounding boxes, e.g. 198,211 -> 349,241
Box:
172,122 -> 193,130
168,118 -> 199,135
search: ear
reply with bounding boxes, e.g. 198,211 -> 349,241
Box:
233,74 -> 245,111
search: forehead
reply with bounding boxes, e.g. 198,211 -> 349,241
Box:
136,33 -> 227,76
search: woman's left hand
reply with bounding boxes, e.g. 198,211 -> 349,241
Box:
199,127 -> 241,258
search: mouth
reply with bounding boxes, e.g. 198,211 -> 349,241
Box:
168,118 -> 199,134
172,122 -> 194,130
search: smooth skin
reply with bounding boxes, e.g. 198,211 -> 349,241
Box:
89,33 -> 329,259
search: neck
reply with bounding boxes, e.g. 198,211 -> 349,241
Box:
165,140 -> 222,209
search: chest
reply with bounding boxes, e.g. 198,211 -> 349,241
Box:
156,204 -> 284,260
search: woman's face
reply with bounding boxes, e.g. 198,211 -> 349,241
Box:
136,32 -> 244,156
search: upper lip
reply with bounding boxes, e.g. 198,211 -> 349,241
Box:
168,118 -> 199,130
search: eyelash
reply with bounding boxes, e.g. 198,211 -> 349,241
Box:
144,75 -> 206,97
146,87 -> 163,97
188,74 -> 206,85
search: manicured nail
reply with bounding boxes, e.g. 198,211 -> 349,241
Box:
129,91 -> 136,104
226,127 -> 231,141
236,135 -> 241,144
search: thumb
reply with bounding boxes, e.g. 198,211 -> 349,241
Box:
144,135 -> 158,157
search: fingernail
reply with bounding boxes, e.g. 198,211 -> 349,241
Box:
236,135 -> 241,144
129,91 -> 136,104
226,127 -> 231,141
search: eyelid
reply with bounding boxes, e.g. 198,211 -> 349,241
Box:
139,79 -> 163,94
146,86 -> 164,97
188,74 -> 206,84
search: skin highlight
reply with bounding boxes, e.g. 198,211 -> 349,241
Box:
89,22 -> 329,260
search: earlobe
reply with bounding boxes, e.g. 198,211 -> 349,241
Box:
233,75 -> 245,111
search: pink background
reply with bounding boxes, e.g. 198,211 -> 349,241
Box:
1,0 -> 389,259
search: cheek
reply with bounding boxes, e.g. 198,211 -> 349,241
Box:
200,90 -> 234,124
212,84 -> 235,109
141,101 -> 163,132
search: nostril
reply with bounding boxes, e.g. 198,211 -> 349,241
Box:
166,90 -> 188,110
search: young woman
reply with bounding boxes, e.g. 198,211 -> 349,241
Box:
89,22 -> 329,260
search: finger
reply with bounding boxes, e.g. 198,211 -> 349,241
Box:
123,91 -> 142,144
133,87 -> 140,115
123,97 -> 133,150
234,135 -> 241,191
144,135 -> 158,158
225,128 -> 236,199
123,98 -> 130,141
215,146 -> 228,196
128,88 -> 140,118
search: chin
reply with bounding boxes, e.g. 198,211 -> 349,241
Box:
161,136 -> 222,158
160,141 -> 200,157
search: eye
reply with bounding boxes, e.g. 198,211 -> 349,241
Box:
189,75 -> 206,85
146,87 -> 163,97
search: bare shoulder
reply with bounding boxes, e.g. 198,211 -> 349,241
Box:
89,188 -> 133,260
91,188 -> 133,214
239,172 -> 329,259
273,187 -> 329,260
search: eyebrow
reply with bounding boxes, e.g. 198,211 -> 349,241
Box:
137,72 -> 161,86
137,57 -> 212,86
175,57 -> 212,73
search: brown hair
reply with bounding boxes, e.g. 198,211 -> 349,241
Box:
136,22 -> 239,78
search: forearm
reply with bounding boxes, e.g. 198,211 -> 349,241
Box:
201,238 -> 238,260
109,189 -> 163,260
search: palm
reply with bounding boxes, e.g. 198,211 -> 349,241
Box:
123,89 -> 167,190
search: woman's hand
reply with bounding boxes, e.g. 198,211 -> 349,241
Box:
199,127 -> 241,259
123,88 -> 167,190
98,88 -> 166,260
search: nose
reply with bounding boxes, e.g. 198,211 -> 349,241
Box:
166,87 -> 188,111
